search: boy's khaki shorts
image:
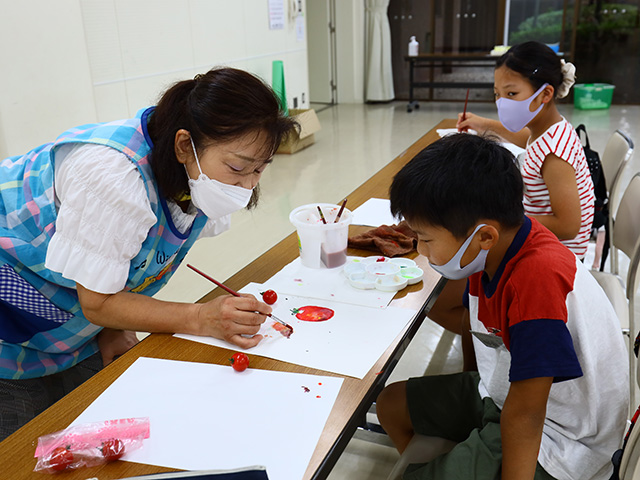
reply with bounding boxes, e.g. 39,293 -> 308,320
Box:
404,371 -> 556,480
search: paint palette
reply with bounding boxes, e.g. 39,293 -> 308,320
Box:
343,257 -> 423,292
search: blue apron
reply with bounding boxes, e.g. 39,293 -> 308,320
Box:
0,107 -> 208,379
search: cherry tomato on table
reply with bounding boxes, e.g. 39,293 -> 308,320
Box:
260,289 -> 278,305
230,352 -> 249,372
102,438 -> 126,461
47,446 -> 74,471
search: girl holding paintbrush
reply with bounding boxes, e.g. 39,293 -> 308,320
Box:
0,68 -> 296,440
428,41 -> 594,334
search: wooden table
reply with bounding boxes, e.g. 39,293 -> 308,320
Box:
0,120 -> 454,479
405,53 -> 498,112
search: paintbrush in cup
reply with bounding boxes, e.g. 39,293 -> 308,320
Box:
317,206 -> 327,224
334,198 -> 348,223
186,264 -> 294,338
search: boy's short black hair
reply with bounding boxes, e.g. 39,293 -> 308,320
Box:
390,133 -> 525,239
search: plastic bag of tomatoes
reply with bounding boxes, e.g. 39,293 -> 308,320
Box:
34,417 -> 150,473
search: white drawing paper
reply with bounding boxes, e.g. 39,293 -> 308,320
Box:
176,283 -> 417,379
264,257 -> 396,309
351,198 -> 400,227
436,128 -> 478,137
500,141 -> 525,158
71,357 -> 342,480
436,129 -> 525,158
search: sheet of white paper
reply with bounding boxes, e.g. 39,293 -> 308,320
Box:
351,198 -> 399,227
436,128 -> 477,137
436,128 -> 525,158
500,141 -> 525,158
71,357 -> 342,480
264,257 -> 396,308
436,129 -> 524,161
176,283 -> 417,379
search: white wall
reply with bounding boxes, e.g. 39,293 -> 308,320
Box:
0,0 -> 309,158
0,1 -> 96,159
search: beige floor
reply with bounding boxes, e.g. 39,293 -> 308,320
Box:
154,100 -> 639,479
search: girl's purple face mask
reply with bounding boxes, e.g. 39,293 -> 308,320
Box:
496,82 -> 549,133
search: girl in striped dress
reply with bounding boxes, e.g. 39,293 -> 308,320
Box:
458,41 -> 594,258
431,41 -> 595,335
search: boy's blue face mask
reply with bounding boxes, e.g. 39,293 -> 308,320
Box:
429,224 -> 489,280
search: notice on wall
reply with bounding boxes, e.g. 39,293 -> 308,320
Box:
296,13 -> 305,41
268,0 -> 285,30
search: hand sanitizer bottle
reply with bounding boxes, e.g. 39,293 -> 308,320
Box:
408,36 -> 419,56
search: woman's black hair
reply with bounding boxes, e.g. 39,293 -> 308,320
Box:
146,67 -> 298,208
496,41 -> 563,96
390,134 -> 524,239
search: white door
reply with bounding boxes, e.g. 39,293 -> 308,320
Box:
307,0 -> 337,104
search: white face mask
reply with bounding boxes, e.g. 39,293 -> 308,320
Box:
429,224 -> 489,280
495,82 -> 549,133
186,137 -> 253,219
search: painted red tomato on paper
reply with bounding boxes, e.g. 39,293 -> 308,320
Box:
290,306 -> 334,322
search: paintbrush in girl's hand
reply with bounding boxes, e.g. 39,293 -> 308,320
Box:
462,88 -> 470,121
459,88 -> 470,132
186,264 -> 293,338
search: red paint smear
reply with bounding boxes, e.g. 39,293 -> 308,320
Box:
271,321 -> 292,338
316,395 -> 321,398
291,306 -> 335,322
318,382 -> 323,385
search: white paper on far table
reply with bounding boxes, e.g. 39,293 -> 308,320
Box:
351,198 -> 399,227
264,256 -> 396,308
71,357 -> 343,480
176,283 -> 417,379
500,142 -> 525,158
436,128 -> 478,137
436,128 -> 525,158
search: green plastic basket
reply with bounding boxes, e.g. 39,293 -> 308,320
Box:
573,83 -> 615,110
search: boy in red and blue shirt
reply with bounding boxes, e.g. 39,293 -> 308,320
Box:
377,133 -> 628,480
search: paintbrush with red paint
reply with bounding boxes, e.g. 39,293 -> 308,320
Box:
187,264 -> 293,338
334,198 -> 348,223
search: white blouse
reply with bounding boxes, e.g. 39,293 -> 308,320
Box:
44,143 -> 230,294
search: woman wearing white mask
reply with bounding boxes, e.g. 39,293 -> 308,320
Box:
0,67 -> 296,440
428,42 -> 594,335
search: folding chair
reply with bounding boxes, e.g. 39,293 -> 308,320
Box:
601,130 -> 635,274
618,420 -> 640,480
613,330 -> 640,480
591,173 -> 640,410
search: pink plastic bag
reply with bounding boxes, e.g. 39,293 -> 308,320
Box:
34,417 -> 150,473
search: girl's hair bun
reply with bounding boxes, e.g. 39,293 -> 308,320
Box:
557,60 -> 576,98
